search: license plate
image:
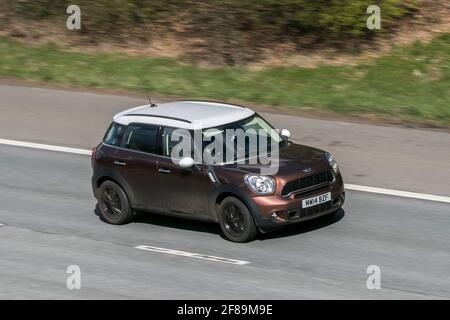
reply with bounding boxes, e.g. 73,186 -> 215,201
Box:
302,192 -> 331,209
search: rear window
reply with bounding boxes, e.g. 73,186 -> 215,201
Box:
103,122 -> 126,146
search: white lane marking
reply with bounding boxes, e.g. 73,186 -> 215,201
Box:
345,184 -> 450,204
135,245 -> 250,265
0,223 -> 4,226
1,138 -> 449,204
0,138 -> 91,155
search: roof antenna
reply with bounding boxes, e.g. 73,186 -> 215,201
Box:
147,94 -> 157,108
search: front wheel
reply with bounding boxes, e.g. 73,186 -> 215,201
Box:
97,180 -> 134,225
218,197 -> 258,243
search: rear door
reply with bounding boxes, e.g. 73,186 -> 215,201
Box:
157,127 -> 214,217
112,123 -> 163,210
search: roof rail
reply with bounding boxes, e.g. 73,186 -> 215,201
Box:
176,100 -> 245,109
123,114 -> 192,124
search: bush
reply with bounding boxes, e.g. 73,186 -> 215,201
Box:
6,0 -> 419,63
11,0 -> 418,35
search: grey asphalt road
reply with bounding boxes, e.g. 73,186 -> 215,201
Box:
0,84 -> 449,196
0,83 -> 449,300
0,145 -> 449,299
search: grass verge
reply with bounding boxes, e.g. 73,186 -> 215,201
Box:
0,35 -> 449,126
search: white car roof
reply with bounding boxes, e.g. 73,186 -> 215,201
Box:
113,100 -> 255,129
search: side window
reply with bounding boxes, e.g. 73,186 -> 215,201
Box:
161,127 -> 194,159
123,124 -> 158,154
103,122 -> 126,146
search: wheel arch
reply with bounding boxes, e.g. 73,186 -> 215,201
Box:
211,185 -> 262,227
92,169 -> 136,206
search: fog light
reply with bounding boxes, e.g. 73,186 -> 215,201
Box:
340,192 -> 346,205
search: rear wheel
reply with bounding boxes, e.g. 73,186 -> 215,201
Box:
97,180 -> 133,225
218,197 -> 258,242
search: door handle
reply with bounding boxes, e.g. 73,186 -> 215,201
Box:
113,160 -> 127,166
158,168 -> 171,174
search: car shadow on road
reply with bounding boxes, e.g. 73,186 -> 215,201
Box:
94,205 -> 345,240
94,205 -> 221,235
258,209 -> 345,241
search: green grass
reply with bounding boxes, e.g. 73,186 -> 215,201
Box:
1,34 -> 449,125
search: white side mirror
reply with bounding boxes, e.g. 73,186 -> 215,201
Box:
281,129 -> 291,140
179,157 -> 195,169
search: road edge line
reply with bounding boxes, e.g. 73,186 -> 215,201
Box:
345,184 -> 450,204
0,138 -> 91,155
1,138 -> 449,204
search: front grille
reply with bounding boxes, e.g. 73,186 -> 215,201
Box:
281,171 -> 334,196
299,201 -> 332,218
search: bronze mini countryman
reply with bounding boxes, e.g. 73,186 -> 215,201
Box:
92,101 -> 345,242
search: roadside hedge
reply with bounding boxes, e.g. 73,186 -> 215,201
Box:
6,0 -> 419,63
10,0 -> 418,35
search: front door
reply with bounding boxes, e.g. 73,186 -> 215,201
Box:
157,127 -> 214,217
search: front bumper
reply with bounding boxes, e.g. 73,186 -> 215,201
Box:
251,174 -> 345,231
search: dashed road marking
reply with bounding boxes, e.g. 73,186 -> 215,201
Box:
135,245 -> 250,265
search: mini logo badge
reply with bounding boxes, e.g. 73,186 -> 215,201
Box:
302,168 -> 312,173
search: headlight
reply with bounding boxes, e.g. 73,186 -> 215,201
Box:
244,175 -> 275,194
325,153 -> 339,173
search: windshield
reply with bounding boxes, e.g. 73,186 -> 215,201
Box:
201,114 -> 287,163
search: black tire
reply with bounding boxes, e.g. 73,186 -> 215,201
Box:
218,197 -> 258,243
97,180 -> 134,225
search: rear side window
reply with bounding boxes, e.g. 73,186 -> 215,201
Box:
123,124 -> 158,154
103,122 -> 126,146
